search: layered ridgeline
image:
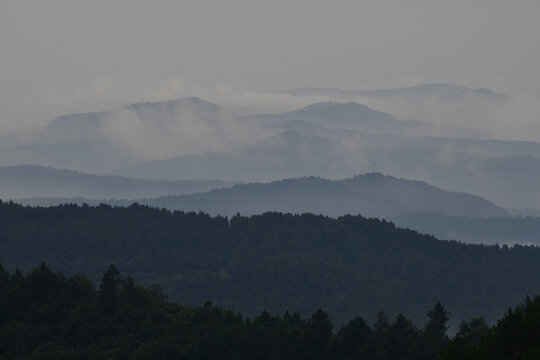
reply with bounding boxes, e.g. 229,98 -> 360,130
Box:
107,99 -> 540,211
1,201 -> 539,328
276,83 -> 506,138
0,98 -> 267,173
254,101 -> 481,138
114,127 -> 540,211
16,173 -> 509,218
139,174 -> 539,245
392,212 -> 540,246
0,164 -> 234,199
16,173 -> 540,245
19,173 -> 540,245
2,263 -> 539,360
277,83 -> 506,101
134,173 -> 508,219
3,94 -> 540,210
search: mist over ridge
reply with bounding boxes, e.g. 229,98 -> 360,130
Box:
3,86 -> 540,210
0,164 -> 235,200
17,171 -> 540,247
3,3 -> 540,357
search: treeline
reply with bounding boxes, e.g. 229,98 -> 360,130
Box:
1,264 -> 538,359
2,200 -> 540,327
3,264 -> 538,359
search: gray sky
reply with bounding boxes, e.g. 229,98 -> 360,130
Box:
1,0 -> 540,129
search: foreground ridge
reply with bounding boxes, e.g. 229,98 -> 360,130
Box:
1,201 -> 539,329
1,263 -> 537,359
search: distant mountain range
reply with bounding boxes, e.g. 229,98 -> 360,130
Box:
17,173 -> 508,218
0,164 -> 234,200
277,83 -> 507,101
43,97 -> 225,137
401,155 -> 540,211
0,91 -> 494,173
113,123 -> 540,210
256,101 -> 486,138
114,130 -> 351,181
15,172 -> 540,246
392,212 -> 540,246
0,97 -> 261,173
137,173 -> 508,219
3,88 -> 540,209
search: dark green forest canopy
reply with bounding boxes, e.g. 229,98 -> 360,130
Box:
440,295 -> 540,360
1,200 -> 540,327
0,264 -> 539,360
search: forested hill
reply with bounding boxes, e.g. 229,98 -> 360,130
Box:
139,173 -> 509,218
1,201 -> 538,328
0,264 -> 449,360
3,264 -> 538,359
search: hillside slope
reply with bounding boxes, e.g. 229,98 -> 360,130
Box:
140,173 -> 508,218
0,164 -> 233,199
255,101 -> 479,138
391,212 -> 540,245
1,201 -> 536,327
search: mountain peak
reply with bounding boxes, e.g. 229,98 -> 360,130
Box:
125,96 -> 215,108
136,173 -> 509,219
277,83 -> 505,99
123,97 -> 219,112
45,97 -> 221,131
299,101 -> 370,111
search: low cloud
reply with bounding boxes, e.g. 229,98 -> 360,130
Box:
99,98 -> 272,162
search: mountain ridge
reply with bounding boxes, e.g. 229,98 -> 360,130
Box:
139,173 -> 508,218
17,173 -> 507,219
0,164 -> 235,199
277,83 -> 506,100
1,201 -> 538,328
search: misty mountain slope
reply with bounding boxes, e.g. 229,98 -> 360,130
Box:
0,94 -> 496,174
383,154 -> 540,210
0,164 -> 234,199
276,84 -> 509,138
113,128 -> 450,181
133,173 -> 508,219
114,130 -> 364,181
2,139 -> 135,174
5,95 -> 540,208
473,156 -> 540,209
391,212 -> 540,246
0,98 -> 268,173
255,101 -> 484,138
113,127 -> 540,210
44,97 -> 222,136
257,101 -> 397,128
45,110 -> 112,136
278,83 -> 506,101
36,97 -> 227,149
17,177 -> 540,246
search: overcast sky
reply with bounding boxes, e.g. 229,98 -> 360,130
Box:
1,0 -> 540,129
